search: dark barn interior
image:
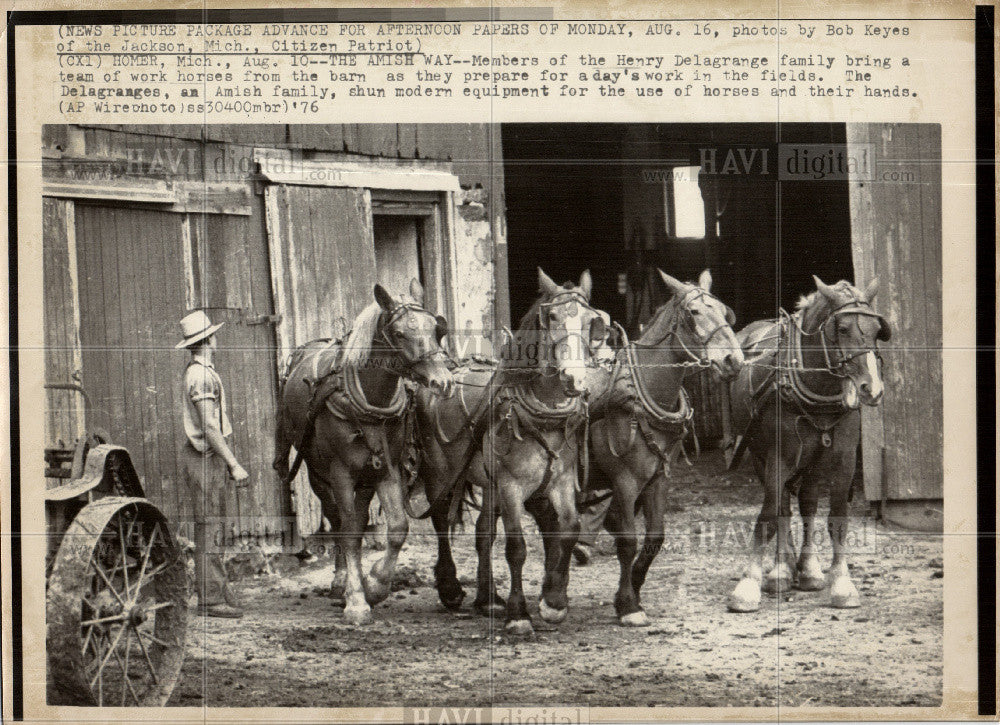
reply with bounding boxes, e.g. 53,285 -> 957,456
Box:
501,123 -> 855,335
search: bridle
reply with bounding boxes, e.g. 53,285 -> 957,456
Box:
803,298 -> 887,378
377,303 -> 450,365
535,291 -> 606,369
632,287 -> 735,366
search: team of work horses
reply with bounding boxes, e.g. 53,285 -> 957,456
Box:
274,267 -> 891,631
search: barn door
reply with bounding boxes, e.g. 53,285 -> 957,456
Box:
74,204 -> 190,519
264,185 -> 376,534
185,211 -> 288,544
73,203 -> 287,542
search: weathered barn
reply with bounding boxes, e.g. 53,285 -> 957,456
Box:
42,123 -> 505,543
42,121 -> 942,538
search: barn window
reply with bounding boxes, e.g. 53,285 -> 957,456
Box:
663,165 -> 707,239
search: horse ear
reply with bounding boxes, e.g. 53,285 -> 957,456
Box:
409,278 -> 425,305
538,267 -> 560,296
698,269 -> 713,291
863,277 -> 879,303
578,269 -> 593,300
373,284 -> 395,312
657,269 -> 686,296
813,275 -> 837,302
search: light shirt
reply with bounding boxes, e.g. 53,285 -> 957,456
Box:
183,359 -> 232,453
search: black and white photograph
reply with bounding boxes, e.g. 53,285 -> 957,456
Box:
38,121 -> 945,709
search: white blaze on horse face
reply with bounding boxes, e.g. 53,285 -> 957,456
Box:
863,351 -> 884,402
842,377 -> 860,410
557,307 -> 589,395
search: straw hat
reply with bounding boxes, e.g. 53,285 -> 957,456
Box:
176,310 -> 224,349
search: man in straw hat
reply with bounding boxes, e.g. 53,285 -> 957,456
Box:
177,310 -> 248,618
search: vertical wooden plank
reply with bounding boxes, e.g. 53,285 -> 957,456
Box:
359,124 -> 399,158
144,208 -> 182,521
397,124 -> 417,159
848,123 -> 885,502
342,124 -> 361,154
917,125 -> 944,498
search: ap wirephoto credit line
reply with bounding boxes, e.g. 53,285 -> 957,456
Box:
2,2 -> 991,722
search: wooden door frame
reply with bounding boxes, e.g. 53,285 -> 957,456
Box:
256,148 -> 463,355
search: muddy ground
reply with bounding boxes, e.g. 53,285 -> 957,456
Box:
171,450 -> 942,708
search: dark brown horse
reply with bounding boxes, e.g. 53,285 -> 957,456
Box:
587,269 -> 744,626
727,276 -> 890,612
414,269 -> 610,631
274,280 -> 454,625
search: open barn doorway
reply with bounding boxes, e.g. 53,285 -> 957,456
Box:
501,123 -> 855,442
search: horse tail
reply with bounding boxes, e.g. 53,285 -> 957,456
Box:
272,407 -> 292,479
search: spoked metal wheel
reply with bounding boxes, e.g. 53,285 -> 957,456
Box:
47,497 -> 188,705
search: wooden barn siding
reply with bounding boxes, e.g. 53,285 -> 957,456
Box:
73,123 -> 495,187
189,211 -> 289,536
42,198 -> 85,449
74,206 -> 188,515
848,123 -> 943,502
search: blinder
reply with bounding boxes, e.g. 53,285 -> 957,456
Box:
723,304 -> 736,326
434,315 -> 448,343
589,315 -> 607,347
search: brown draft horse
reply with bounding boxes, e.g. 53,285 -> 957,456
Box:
414,269 -> 609,632
274,280 -> 454,625
727,276 -> 890,613
586,269 -> 744,626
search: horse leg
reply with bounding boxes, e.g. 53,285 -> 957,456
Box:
307,468 -> 347,596
764,485 -> 795,593
499,477 -> 532,635
430,495 -> 465,611
322,463 -> 372,625
627,474 -> 667,626
728,452 -> 791,612
608,471 -> 642,623
796,480 -> 826,591
472,483 -> 505,616
538,475 -> 580,624
827,464 -> 860,608
365,468 -> 408,606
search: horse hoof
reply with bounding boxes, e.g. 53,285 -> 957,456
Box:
505,619 -> 534,636
796,575 -> 827,592
538,598 -> 567,623
572,545 -> 591,566
829,577 -> 861,608
363,577 -> 391,606
619,610 -> 650,627
728,578 -> 762,613
439,588 -> 466,611
344,604 -> 373,626
763,573 -> 793,594
473,600 -> 506,618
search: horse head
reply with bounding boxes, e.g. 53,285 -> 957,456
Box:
370,279 -> 455,398
652,269 -> 744,379
805,276 -> 891,408
514,268 -> 608,397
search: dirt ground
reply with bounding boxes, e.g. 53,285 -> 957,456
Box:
171,450 -> 943,709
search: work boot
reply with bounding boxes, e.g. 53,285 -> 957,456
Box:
198,602 -> 244,619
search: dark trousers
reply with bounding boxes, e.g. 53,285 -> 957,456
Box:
576,494 -> 613,548
181,443 -> 236,607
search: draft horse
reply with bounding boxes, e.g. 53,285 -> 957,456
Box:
587,269 -> 744,626
727,276 -> 890,612
413,269 -> 610,632
274,280 -> 454,625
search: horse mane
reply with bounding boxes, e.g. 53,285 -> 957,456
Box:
796,280 -> 859,312
341,301 -> 384,368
